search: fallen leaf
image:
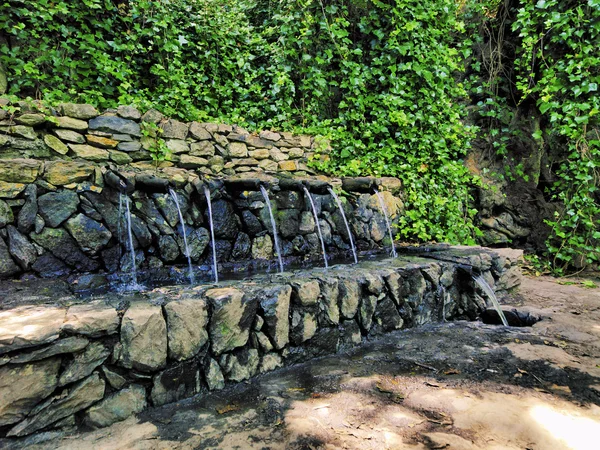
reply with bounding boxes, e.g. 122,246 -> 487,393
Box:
216,404 -> 239,414
443,368 -> 460,375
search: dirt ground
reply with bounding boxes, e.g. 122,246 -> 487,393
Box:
6,275 -> 600,450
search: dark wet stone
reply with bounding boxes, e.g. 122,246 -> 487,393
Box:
306,327 -> 339,355
133,194 -> 174,236
186,227 -> 210,261
58,342 -> 110,387
7,225 -> 37,269
89,115 -> 141,136
80,196 -> 103,221
152,192 -> 181,228
82,192 -> 120,234
290,308 -> 317,345
84,384 -> 147,429
339,319 -> 362,347
231,232 -> 251,259
215,239 -> 232,262
131,215 -> 152,248
64,213 -> 112,254
151,358 -> 202,406
119,249 -> 144,273
275,190 -> 303,209
241,210 -> 263,236
278,209 -> 299,238
0,199 -> 13,228
101,245 -> 120,273
358,295 -> 378,332
37,190 -> 80,228
158,235 -> 180,262
259,285 -> 291,350
219,347 -> 259,382
135,173 -> 168,193
30,228 -> 99,272
31,252 -> 70,278
8,337 -> 89,364
17,184 -> 37,233
209,199 -> 238,239
373,296 -> 403,332
317,277 -> 339,326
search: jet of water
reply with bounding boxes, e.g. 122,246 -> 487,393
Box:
303,186 -> 328,269
327,187 -> 358,264
124,195 -> 138,287
169,188 -> 195,285
259,185 -> 284,273
472,274 -> 509,326
203,186 -> 219,283
374,187 -> 397,258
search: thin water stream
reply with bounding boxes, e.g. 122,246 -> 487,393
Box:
374,188 -> 397,258
303,186 -> 328,269
124,196 -> 138,287
169,188 -> 195,285
260,185 -> 284,273
472,274 -> 509,326
327,187 -> 358,264
203,186 -> 219,283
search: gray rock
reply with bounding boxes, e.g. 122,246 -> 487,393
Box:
55,116 -> 88,131
43,134 -> 69,155
259,353 -> 283,373
364,273 -> 385,295
62,301 -> 119,337
206,287 -> 257,355
374,297 -> 404,332
118,304 -> 167,372
8,373 -> 105,437
0,199 -> 13,227
358,295 -> 378,332
384,271 -> 404,306
318,277 -> 340,326
7,225 -> 37,269
64,213 -> 112,254
241,210 -> 263,236
117,141 -> 141,152
290,309 -> 317,345
0,358 -> 61,426
164,298 -> 209,361
84,384 -> 146,428
37,190 -> 80,227
58,342 -> 110,387
160,119 -> 188,139
231,232 -> 251,259
30,227 -> 99,272
31,252 -> 70,278
251,235 -> 273,260
0,237 -> 19,278
43,160 -> 94,186
252,331 -> 273,352
59,103 -> 99,119
141,108 -> 163,124
189,122 -> 212,140
150,359 -> 202,406
89,115 -> 141,136
338,278 -> 360,319
152,192 -> 181,228
190,141 -> 215,156
204,358 -> 225,391
100,366 -> 127,390
275,191 -> 303,209
17,183 -> 37,233
210,199 -> 238,239
259,285 -> 291,349
0,306 -> 65,354
117,105 -> 141,120
219,348 -> 259,382
158,234 -> 180,262
291,280 -> 320,306
9,337 -> 88,364
54,129 -> 86,143
186,227 -> 210,261
278,209 -> 299,238
299,211 -> 315,234
339,320 -> 362,346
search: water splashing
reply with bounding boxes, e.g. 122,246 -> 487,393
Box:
169,188 -> 195,285
303,186 -> 328,269
374,187 -> 397,258
472,274 -> 509,326
327,187 -> 358,264
203,186 -> 219,283
259,185 -> 284,273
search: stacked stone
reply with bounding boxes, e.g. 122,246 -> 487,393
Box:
0,247 -> 522,438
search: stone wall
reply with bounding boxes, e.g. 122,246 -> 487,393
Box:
0,247 -> 522,438
0,101 -> 405,285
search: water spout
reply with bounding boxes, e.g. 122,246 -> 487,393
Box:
472,274 -> 509,326
259,185 -> 284,273
303,186 -> 328,269
327,187 -> 358,264
374,187 -> 397,258
203,186 -> 219,284
169,188 -> 195,285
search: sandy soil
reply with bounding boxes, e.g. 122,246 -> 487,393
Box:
5,275 -> 600,450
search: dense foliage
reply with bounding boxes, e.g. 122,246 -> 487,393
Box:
1,0 -> 598,266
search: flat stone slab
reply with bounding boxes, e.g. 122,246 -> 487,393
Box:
62,301 -> 119,337
0,306 -> 66,354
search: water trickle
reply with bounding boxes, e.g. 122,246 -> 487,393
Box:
259,185 -> 284,273
124,195 -> 139,287
203,186 -> 219,284
327,187 -> 358,264
117,193 -> 124,267
472,274 -> 509,326
169,188 -> 195,285
374,188 -> 397,258
303,186 -> 328,269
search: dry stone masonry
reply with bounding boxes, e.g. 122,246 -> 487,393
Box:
0,247 -> 522,438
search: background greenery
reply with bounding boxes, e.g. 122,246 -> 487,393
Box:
1,0 -> 598,271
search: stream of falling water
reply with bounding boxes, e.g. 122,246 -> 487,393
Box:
203,186 -> 219,283
472,274 -> 509,326
260,185 -> 284,273
124,196 -> 139,287
303,186 -> 328,269
374,187 -> 397,258
327,187 -> 358,264
169,188 -> 195,285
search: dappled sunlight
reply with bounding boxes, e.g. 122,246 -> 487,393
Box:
530,404 -> 600,450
